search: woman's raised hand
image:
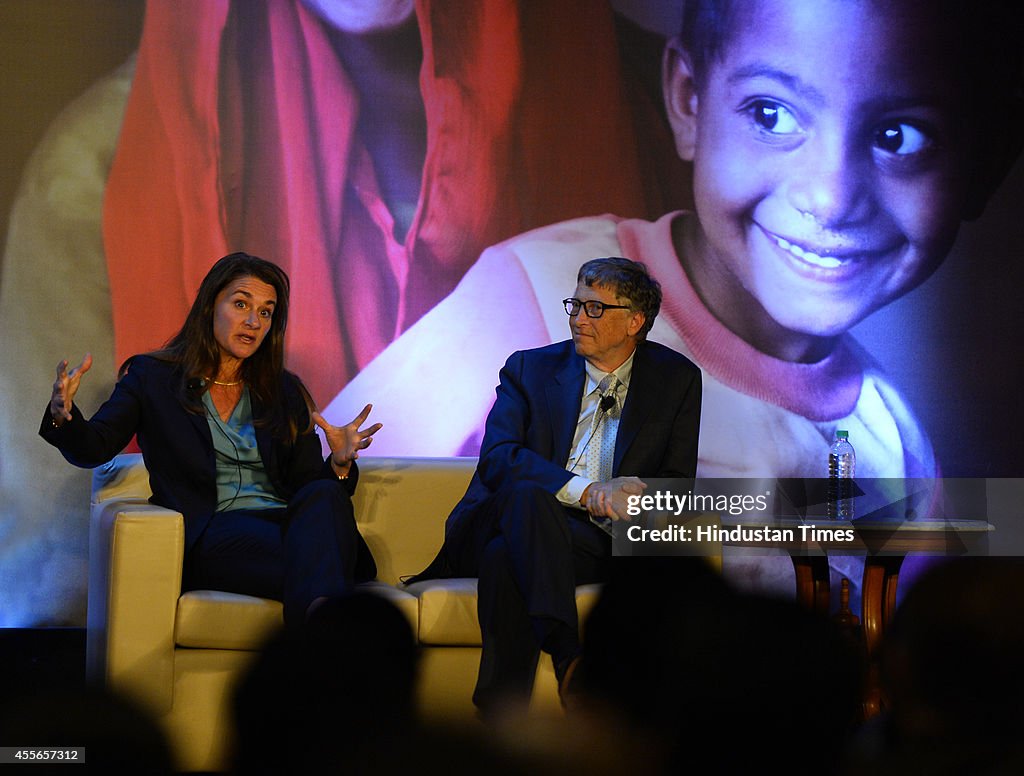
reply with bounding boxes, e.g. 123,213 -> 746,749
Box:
51,354 -> 93,425
312,404 -> 382,475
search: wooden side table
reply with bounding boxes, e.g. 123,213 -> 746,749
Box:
722,515 -> 992,717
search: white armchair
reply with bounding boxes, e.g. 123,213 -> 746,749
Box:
87,454 -> 602,771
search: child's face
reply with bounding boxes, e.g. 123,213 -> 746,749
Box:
667,0 -> 971,355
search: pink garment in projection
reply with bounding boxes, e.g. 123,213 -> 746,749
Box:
102,0 -> 691,407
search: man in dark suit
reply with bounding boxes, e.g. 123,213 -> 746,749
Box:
415,257 -> 702,712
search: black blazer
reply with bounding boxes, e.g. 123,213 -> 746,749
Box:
414,338 -> 702,580
40,355 -> 355,551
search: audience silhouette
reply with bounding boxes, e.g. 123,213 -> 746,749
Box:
846,557 -> 1024,775
230,591 -> 418,774
12,558 -> 1019,774
576,558 -> 863,775
0,683 -> 175,774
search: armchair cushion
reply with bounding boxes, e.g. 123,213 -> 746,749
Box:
174,591 -> 282,650
173,583 -> 420,649
406,579 -> 603,646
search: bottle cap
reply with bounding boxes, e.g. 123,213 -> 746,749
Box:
836,429 -> 849,439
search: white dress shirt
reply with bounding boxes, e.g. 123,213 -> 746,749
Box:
556,349 -> 635,508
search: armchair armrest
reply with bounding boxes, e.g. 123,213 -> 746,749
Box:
87,495 -> 184,715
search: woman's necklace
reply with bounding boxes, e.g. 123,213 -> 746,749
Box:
211,378 -> 243,387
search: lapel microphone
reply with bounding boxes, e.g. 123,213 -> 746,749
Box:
599,393 -> 616,413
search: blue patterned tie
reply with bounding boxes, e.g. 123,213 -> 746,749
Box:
586,375 -> 619,533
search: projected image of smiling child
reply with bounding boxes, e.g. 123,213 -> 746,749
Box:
326,0 -> 1023,487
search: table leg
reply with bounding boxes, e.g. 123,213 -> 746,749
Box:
792,556 -> 831,615
861,555 -> 904,719
861,555 -> 904,658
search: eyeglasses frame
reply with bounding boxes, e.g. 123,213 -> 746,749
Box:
562,297 -> 632,319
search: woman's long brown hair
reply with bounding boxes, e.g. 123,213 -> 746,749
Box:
122,252 -> 313,443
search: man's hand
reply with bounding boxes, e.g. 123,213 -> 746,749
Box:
581,476 -> 647,521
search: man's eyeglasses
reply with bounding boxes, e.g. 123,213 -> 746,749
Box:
562,298 -> 631,319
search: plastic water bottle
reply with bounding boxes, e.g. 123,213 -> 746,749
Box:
827,430 -> 856,519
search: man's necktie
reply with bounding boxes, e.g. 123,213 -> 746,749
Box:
586,375 -> 620,533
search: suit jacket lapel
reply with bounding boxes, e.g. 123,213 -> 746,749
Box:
186,410 -> 214,449
614,342 -> 657,473
181,383 -> 215,460
251,392 -> 278,478
547,346 -> 586,465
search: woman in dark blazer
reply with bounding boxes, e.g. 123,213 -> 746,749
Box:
41,252 -> 380,625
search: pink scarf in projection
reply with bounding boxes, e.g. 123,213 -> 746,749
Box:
102,0 -> 691,407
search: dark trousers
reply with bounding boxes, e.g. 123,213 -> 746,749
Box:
450,481 -> 610,709
184,479 -> 376,626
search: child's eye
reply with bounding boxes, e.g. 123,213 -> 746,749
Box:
874,123 -> 931,156
749,99 -> 800,135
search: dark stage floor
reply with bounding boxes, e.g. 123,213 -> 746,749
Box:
0,627 -> 87,699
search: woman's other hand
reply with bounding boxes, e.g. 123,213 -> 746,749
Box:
50,354 -> 93,425
312,404 -> 382,478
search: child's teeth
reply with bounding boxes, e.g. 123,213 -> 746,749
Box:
774,236 -> 843,268
806,252 -> 842,268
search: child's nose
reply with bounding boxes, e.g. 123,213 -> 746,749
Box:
788,141 -> 875,228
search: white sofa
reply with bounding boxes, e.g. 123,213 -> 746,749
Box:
88,454 -> 603,772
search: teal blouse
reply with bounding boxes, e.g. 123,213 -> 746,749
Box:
201,388 -> 288,512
